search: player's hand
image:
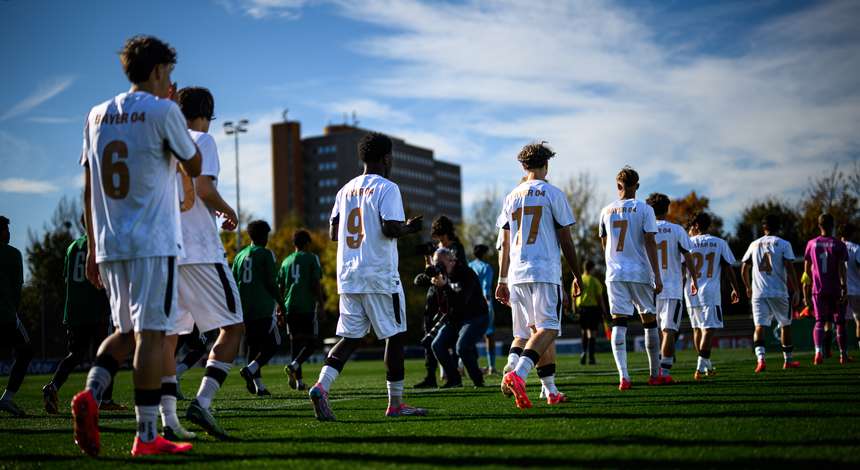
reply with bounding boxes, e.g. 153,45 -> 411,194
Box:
406,215 -> 423,232
690,279 -> 699,296
276,311 -> 285,328
85,251 -> 103,289
731,289 -> 740,304
430,273 -> 447,287
167,82 -> 178,101
653,278 -> 663,296
746,287 -> 753,299
219,208 -> 238,231
791,291 -> 801,308
495,283 -> 510,306
571,277 -> 582,297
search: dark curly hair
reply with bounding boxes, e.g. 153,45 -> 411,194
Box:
119,35 -> 177,84
690,212 -> 712,232
472,244 -> 489,259
517,141 -> 556,170
358,132 -> 392,163
646,192 -> 670,217
177,87 -> 214,121
248,220 -> 271,245
293,229 -> 311,249
431,215 -> 456,238
616,166 -> 639,187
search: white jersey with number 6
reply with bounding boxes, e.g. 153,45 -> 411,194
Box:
741,235 -> 795,299
599,199 -> 658,285
331,174 -> 405,294
655,219 -> 693,300
685,234 -> 736,307
80,91 -> 197,262
495,179 -> 575,286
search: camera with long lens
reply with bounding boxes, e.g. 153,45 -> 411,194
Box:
424,262 -> 447,278
420,311 -> 449,348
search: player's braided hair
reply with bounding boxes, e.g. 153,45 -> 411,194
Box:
616,166 -> 639,187
517,141 -> 556,170
358,132 -> 392,163
119,35 -> 177,84
646,193 -> 670,217
177,87 -> 215,121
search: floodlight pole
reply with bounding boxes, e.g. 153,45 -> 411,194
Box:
224,119 -> 248,253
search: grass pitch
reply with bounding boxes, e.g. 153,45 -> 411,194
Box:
1,349 -> 858,469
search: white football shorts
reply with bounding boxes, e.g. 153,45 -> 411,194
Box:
99,256 -> 178,333
751,297 -> 791,328
607,281 -> 656,316
657,298 -> 684,331
509,282 -> 563,340
170,262 -> 244,335
689,304 -> 724,329
337,283 -> 407,340
847,295 -> 860,322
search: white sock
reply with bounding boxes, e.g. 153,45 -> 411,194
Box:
247,361 -> 260,375
195,359 -> 231,410
176,362 -> 190,377
387,380 -> 404,403
505,352 -> 519,371
705,358 -> 713,370
317,365 -> 339,392
644,327 -> 660,377
160,376 -> 180,429
697,356 -> 706,372
85,366 -> 113,402
0,390 -> 14,402
540,375 -> 558,395
611,326 -> 629,380
135,405 -> 159,443
660,356 -> 674,376
253,377 -> 265,391
755,346 -> 766,361
815,346 -> 822,354
783,350 -> 792,361
514,356 -> 534,380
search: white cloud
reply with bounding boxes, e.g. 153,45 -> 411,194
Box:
326,98 -> 412,126
0,178 -> 58,194
1,76 -> 75,121
215,0 -> 311,19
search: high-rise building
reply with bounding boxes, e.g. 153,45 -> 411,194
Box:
272,121 -> 462,230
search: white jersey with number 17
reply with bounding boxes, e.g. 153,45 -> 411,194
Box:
655,220 -> 693,300
80,91 -> 197,263
495,179 -> 575,286
599,199 -> 658,285
331,174 -> 405,294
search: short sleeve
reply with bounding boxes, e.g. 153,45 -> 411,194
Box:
495,197 -> 509,229
678,226 -> 692,253
495,229 -> 504,250
598,209 -> 607,237
79,113 -> 90,167
196,134 -> 220,179
550,189 -> 575,228
642,204 -> 658,233
379,183 -> 405,222
782,240 -> 796,261
162,102 -> 197,161
721,240 -> 737,265
804,241 -> 813,262
329,189 -> 342,222
741,242 -> 754,263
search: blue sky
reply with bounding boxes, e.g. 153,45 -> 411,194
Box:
1,0 -> 858,257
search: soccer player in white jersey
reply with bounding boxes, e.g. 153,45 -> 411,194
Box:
158,87 -> 244,441
646,193 -> 698,385
309,132 -> 425,421
599,167 -> 662,391
495,142 -> 583,409
72,36 -> 202,457
839,222 -> 860,353
741,214 -> 801,373
684,212 -> 740,380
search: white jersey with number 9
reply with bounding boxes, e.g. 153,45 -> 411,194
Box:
81,91 -> 197,262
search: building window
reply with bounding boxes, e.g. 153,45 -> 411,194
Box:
317,145 -> 337,155
318,161 -> 337,171
320,212 -> 329,221
319,178 -> 338,188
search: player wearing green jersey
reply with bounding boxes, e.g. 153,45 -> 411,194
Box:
278,229 -> 323,391
43,220 -> 124,415
0,216 -> 33,417
235,221 -> 282,396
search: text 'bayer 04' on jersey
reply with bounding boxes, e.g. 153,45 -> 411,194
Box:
741,235 -> 795,299
655,220 -> 693,300
80,91 -> 197,262
684,234 -> 737,308
599,199 -> 658,285
177,130 -> 226,266
495,179 -> 575,286
331,174 -> 405,294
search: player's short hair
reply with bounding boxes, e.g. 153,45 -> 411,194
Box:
761,214 -> 782,232
119,35 -> 177,84
646,193 -> 670,217
247,220 -> 271,245
690,212 -> 712,232
472,244 -> 489,259
818,213 -> 835,231
358,132 -> 392,163
517,141 -> 556,170
293,229 -> 311,249
616,166 -> 639,187
839,221 -> 856,238
582,259 -> 595,273
177,87 -> 215,121
431,216 -> 456,238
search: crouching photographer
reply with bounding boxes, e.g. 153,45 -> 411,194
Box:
418,247 -> 489,388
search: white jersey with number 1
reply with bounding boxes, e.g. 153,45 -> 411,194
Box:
495,179 -> 575,286
685,234 -> 736,307
80,91 -> 197,263
599,199 -> 658,285
331,174 -> 405,294
655,220 -> 693,300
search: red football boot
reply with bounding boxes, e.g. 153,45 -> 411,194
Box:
618,378 -> 632,391
71,390 -> 100,457
783,361 -> 801,369
755,360 -> 766,373
131,435 -> 193,456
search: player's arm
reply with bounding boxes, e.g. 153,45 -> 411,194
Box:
557,225 -> 583,296
682,252 -> 699,295
722,259 -> 741,304
644,232 -> 663,295
803,259 -> 812,307
83,164 -> 102,289
784,259 -> 800,307
260,252 -> 280,304
329,215 -> 339,242
196,176 -> 237,230
839,255 -> 848,303
741,261 -> 753,299
381,216 -> 423,239
275,263 -> 288,312
495,228 -> 511,305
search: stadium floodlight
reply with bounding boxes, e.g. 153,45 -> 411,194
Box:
224,119 -> 249,252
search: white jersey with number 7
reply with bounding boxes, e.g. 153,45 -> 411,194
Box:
80,91 -> 197,263
331,174 -> 405,294
599,199 -> 658,285
495,179 -> 575,286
